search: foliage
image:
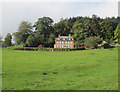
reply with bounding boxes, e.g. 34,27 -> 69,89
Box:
84,37 -> 103,49
0,34 -> 3,46
33,17 -> 54,47
3,33 -> 12,47
12,15 -> 119,47
53,20 -> 71,37
102,43 -> 112,48
25,33 -> 45,47
90,15 -> 100,36
48,34 -> 55,48
13,21 -> 33,44
72,23 -> 89,47
100,17 -> 117,40
114,22 -> 120,39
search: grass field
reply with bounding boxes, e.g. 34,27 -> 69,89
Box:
2,47 -> 118,90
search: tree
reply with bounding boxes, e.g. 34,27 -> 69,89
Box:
72,23 -> 88,46
33,17 -> 54,46
0,34 -> 3,46
100,18 -> 116,42
3,33 -> 12,47
90,15 -> 100,36
34,17 -> 53,35
53,20 -> 71,37
25,33 -> 45,47
48,34 -> 55,48
114,22 -> 120,39
25,34 -> 35,47
84,36 -> 102,49
13,21 -> 33,44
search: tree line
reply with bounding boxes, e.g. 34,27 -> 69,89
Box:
2,15 -> 120,47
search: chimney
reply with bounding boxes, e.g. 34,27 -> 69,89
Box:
58,34 -> 60,38
69,34 -> 71,37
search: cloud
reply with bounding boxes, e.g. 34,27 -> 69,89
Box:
75,2 -> 118,18
0,0 -> 119,2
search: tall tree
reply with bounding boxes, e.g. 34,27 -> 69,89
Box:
90,15 -> 100,36
13,21 -> 33,44
100,18 -> 116,43
48,34 -> 55,48
53,20 -> 71,37
114,22 -> 120,40
34,17 -> 53,35
0,34 -> 3,46
72,23 -> 88,47
33,17 -> 54,46
3,33 -> 12,47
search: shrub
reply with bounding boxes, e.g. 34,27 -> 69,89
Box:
84,37 -> 103,49
94,37 -> 103,44
14,47 -> 38,51
14,47 -> 86,51
102,43 -> 111,48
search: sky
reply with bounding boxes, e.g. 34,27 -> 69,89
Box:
0,0 -> 119,42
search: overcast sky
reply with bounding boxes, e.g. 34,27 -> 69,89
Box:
0,0 -> 119,41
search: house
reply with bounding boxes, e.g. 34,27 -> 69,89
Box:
54,34 -> 74,48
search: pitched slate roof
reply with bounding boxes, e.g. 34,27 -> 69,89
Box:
56,36 -> 74,41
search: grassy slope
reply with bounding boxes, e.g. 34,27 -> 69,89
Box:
2,47 -> 118,90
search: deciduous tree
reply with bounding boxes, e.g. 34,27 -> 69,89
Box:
13,21 -> 33,44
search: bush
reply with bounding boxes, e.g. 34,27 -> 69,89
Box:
13,47 -> 86,51
14,47 -> 38,51
84,37 -> 103,49
94,37 -> 103,44
102,43 -> 111,48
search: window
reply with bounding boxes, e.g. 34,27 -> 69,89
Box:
59,42 -> 61,44
62,42 -> 64,44
68,46 -> 69,48
65,42 -> 67,44
68,42 -> 69,44
71,42 -> 72,44
57,42 -> 58,44
57,46 -> 58,48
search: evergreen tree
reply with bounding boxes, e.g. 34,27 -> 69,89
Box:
3,33 -> 12,47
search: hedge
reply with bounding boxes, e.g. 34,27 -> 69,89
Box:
14,47 -> 38,51
14,47 -> 86,51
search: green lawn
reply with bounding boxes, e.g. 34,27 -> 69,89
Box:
2,47 -> 118,90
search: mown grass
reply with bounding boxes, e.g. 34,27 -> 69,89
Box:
2,47 -> 118,90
